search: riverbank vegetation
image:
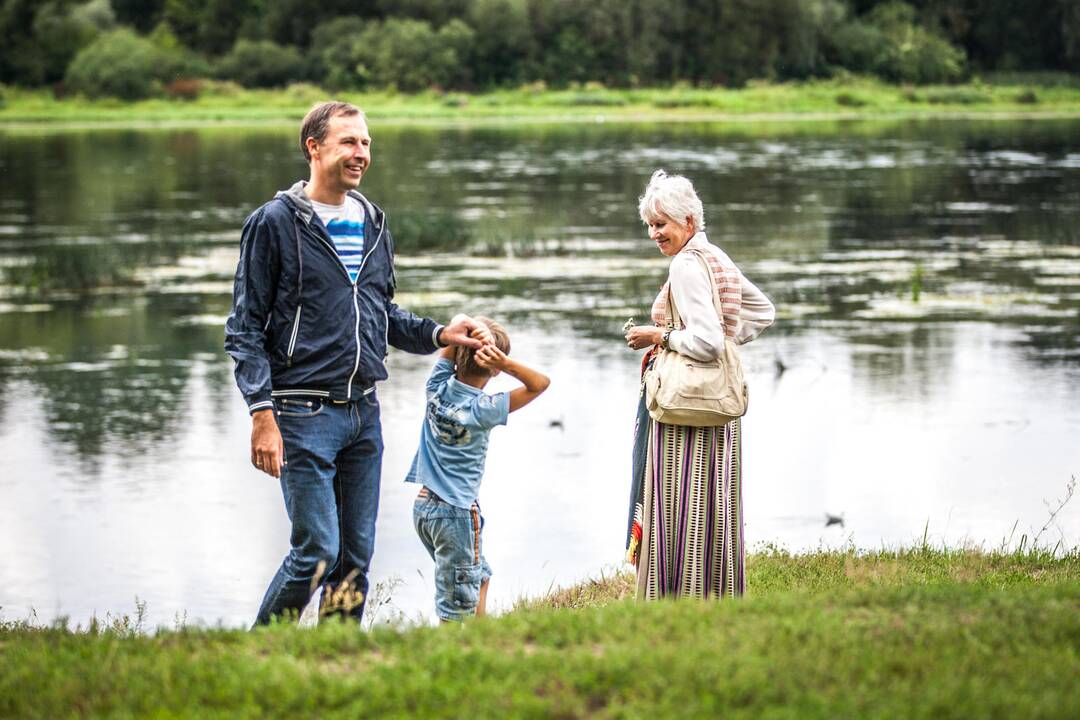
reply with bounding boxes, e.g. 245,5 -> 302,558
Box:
3,546 -> 1078,717
2,1 -> 1079,104
4,76 -> 1080,126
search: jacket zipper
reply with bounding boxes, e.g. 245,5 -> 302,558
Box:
346,217 -> 384,400
286,304 -> 303,367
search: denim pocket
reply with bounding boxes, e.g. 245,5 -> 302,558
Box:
452,563 -> 482,609
275,398 -> 325,418
361,389 -> 379,409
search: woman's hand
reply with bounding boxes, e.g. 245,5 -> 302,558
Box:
625,325 -> 664,350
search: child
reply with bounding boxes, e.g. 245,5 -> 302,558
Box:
406,316 -> 550,622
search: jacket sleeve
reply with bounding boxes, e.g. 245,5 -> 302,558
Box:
224,207 -> 280,414
383,227 -> 443,354
386,302 -> 443,355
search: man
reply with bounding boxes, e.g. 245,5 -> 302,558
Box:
225,101 -> 484,625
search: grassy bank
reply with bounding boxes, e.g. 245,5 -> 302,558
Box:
3,547 -> 1078,718
3,77 -> 1080,127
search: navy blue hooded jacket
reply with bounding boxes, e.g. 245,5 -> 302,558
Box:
225,181 -> 442,413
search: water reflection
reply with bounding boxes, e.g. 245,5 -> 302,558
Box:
0,119 -> 1078,626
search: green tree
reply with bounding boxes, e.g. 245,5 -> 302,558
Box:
33,0 -> 114,84
960,0 -> 1061,71
198,0 -> 259,55
466,0 -> 531,86
436,19 -> 476,88
309,16 -> 369,89
376,0 -> 468,26
64,27 -> 168,98
0,0 -> 47,84
1064,0 -> 1080,72
216,39 -> 304,87
110,0 -> 165,32
350,17 -> 473,91
774,0 -> 846,79
828,1 -> 965,82
162,0 -> 204,49
527,0 -> 626,85
261,0 -> 375,48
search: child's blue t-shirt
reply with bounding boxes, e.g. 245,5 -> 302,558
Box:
405,358 -> 510,508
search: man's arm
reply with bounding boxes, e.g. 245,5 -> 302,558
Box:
475,345 -> 550,413
388,304 -> 487,354
224,208 -> 284,478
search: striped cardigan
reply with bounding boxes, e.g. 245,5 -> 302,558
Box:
650,234 -> 769,351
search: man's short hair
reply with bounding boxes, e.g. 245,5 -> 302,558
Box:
455,317 -> 511,379
299,101 -> 364,162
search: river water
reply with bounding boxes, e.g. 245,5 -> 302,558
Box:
0,118 -> 1078,627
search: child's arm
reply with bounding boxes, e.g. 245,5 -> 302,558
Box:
475,345 -> 550,412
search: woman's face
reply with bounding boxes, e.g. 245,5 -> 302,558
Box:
646,213 -> 695,257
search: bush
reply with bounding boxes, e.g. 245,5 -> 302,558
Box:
33,0 -> 113,84
652,95 -> 714,109
281,82 -> 327,105
64,29 -> 168,100
835,91 -> 867,107
367,18 -> 470,91
164,78 -> 202,100
309,16 -> 368,90
826,2 -> 965,84
879,26 -> 965,84
321,17 -> 476,91
924,88 -> 990,105
216,40 -> 305,88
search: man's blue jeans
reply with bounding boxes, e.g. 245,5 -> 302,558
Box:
254,392 -> 383,625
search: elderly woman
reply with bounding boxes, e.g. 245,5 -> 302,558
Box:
624,170 -> 775,600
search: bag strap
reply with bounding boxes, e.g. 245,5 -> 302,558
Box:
665,249 -> 723,331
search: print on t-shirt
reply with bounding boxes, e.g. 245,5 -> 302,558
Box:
426,396 -> 471,446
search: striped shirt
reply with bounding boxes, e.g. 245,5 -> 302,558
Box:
312,197 -> 366,283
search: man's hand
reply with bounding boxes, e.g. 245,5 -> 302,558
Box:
439,314 -> 485,349
625,325 -> 664,350
474,343 -> 509,372
470,323 -> 494,346
251,409 -> 285,478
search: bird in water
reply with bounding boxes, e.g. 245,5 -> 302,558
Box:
774,351 -> 788,379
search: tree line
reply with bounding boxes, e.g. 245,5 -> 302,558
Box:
2,0 -> 1079,100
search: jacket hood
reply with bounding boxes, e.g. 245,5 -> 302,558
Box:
275,180 -> 384,229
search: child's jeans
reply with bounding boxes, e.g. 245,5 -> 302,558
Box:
413,487 -> 493,621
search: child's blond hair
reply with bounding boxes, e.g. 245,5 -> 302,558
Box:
454,316 -> 510,379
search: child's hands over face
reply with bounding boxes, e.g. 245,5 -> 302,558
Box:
474,343 -> 508,371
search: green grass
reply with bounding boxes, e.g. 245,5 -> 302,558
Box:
3,547 -> 1078,718
4,76 -> 1080,128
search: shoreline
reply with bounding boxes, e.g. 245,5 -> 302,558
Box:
4,110 -> 1080,133
4,80 -> 1080,130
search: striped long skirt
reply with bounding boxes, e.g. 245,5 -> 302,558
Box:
630,395 -> 745,600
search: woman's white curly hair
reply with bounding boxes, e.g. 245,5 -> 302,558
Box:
638,169 -> 705,231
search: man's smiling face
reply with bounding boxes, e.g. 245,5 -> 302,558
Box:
310,114 -> 371,195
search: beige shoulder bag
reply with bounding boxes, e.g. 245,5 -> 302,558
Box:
643,250 -> 749,427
